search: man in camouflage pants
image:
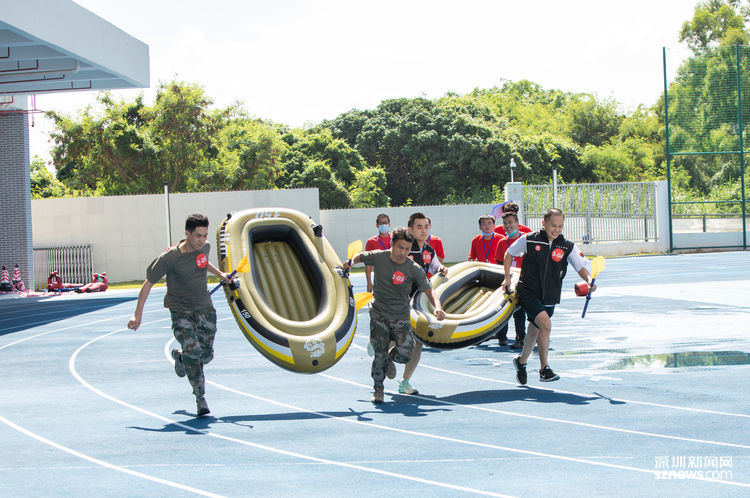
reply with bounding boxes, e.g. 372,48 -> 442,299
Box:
343,228 -> 445,403
129,214 -> 231,417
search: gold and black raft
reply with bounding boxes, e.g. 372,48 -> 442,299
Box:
410,261 -> 519,349
217,208 -> 356,373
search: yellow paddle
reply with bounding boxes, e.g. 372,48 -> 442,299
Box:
354,291 -> 374,310
210,255 -> 249,295
581,256 -> 605,318
340,240 -> 363,278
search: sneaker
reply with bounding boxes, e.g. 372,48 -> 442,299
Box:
510,340 -> 523,350
498,338 -> 508,346
386,358 -> 396,379
539,365 -> 560,382
171,348 -> 186,378
371,388 -> 384,403
196,396 -> 210,417
398,379 -> 419,395
513,356 -> 527,385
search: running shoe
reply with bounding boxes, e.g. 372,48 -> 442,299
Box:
513,356 -> 527,385
171,348 -> 186,378
386,357 -> 396,379
539,365 -> 560,382
196,396 -> 210,417
371,388 -> 384,403
398,379 -> 419,395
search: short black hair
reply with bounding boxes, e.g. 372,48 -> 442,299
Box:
185,213 -> 209,232
407,212 -> 427,227
375,213 -> 390,225
391,227 -> 414,244
501,211 -> 518,221
477,215 -> 495,225
502,202 -> 520,214
543,208 -> 564,221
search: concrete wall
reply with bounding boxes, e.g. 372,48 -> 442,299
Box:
0,112 -> 33,286
31,181 -> 678,284
32,188 -> 319,283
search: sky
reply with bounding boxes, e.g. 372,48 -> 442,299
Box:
27,0 -> 699,162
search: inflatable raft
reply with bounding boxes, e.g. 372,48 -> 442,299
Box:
217,208 -> 356,373
410,261 -> 520,349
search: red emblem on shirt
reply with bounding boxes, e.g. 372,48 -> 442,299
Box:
535,245 -> 541,252
196,253 -> 208,268
392,271 -> 406,285
551,248 -> 564,262
423,251 -> 432,264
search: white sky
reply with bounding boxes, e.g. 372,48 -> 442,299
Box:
27,0 -> 699,162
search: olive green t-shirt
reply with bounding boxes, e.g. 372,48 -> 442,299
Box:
360,250 -> 430,321
146,242 -> 214,312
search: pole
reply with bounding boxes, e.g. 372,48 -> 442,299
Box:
552,167 -> 558,208
663,47 -> 674,252
510,157 -> 516,183
736,44 -> 748,249
164,183 -> 172,246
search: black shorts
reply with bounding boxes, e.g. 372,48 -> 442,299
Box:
517,291 -> 554,327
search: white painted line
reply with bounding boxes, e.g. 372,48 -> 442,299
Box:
352,339 -> 750,419
210,377 -> 748,488
68,329 -> 515,498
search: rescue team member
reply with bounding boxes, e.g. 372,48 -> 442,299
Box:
468,215 -> 500,263
128,214 -> 232,417
501,208 -> 596,384
426,217 -> 445,263
398,212 -> 448,395
493,210 -> 527,348
365,213 -> 392,293
343,228 -> 445,403
494,202 -> 531,236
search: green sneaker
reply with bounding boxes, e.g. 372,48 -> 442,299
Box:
398,379 -> 418,395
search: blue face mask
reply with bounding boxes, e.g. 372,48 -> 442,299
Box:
481,231 -> 494,237
507,228 -> 519,238
378,224 -> 389,234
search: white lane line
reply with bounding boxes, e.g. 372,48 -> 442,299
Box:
352,339 -> 750,419
208,377 -> 748,488
70,330 -> 514,498
319,373 -> 750,450
0,414 -> 223,498
0,315 -> 222,498
0,314 -> 131,351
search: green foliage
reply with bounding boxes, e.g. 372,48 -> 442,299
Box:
29,156 -> 69,198
680,0 -> 750,53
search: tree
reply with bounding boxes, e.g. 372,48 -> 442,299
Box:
29,156 -> 68,198
680,0 -> 750,53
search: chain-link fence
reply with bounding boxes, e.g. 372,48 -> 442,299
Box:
664,45 -> 749,249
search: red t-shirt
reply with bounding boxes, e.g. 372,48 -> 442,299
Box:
426,234 -> 445,261
494,224 -> 532,236
365,234 -> 391,251
468,234 -> 500,263
494,235 -> 524,268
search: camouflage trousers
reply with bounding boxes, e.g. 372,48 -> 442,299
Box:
370,315 -> 413,389
170,309 -> 217,398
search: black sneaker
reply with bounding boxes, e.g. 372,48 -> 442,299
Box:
513,357 -> 527,385
539,365 -> 560,382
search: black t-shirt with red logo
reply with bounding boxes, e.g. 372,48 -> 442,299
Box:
360,250 -> 430,320
507,230 -> 585,305
146,241 -> 214,312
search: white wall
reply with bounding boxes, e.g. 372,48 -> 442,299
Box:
32,188 -> 319,282
31,181 -> 676,283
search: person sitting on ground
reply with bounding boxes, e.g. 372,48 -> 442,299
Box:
364,213 -> 392,293
343,227 -> 445,404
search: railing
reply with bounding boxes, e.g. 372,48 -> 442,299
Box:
33,245 -> 93,291
523,182 -> 657,243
